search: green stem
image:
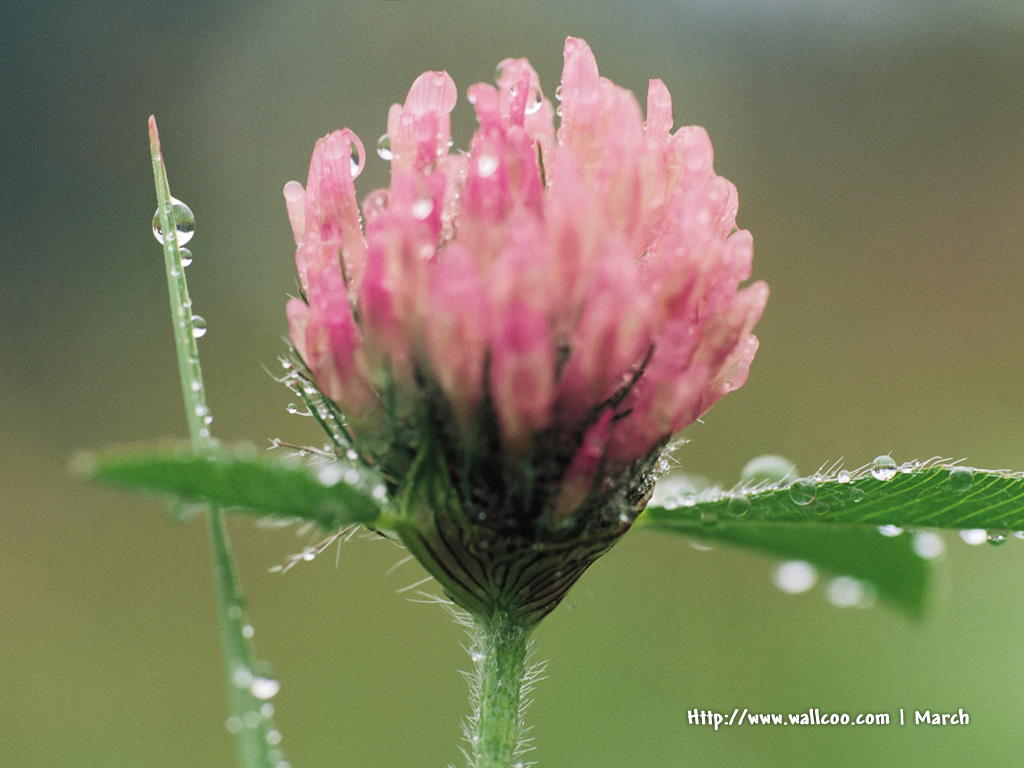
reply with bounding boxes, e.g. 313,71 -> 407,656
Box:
470,614 -> 533,768
149,116 -> 282,768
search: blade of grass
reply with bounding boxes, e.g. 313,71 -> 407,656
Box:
150,117 -> 284,768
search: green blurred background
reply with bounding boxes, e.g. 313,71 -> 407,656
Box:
3,1 -> 1024,765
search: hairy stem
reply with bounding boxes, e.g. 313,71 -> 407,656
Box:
470,614 -> 533,768
149,116 -> 282,768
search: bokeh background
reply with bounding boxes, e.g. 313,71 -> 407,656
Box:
3,1 -> 1024,765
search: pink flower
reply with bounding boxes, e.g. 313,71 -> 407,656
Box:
285,38 -> 767,623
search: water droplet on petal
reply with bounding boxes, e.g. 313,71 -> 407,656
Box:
773,560 -> 817,594
948,467 -> 974,492
152,197 -> 196,245
740,455 -> 798,485
376,133 -> 392,161
250,677 -> 280,700
191,315 -> 207,338
349,139 -> 363,177
411,198 -> 434,220
179,247 -> 193,267
554,84 -> 563,101
788,478 -> 816,506
476,153 -> 499,178
870,455 -> 897,481
726,495 -> 751,518
959,529 -> 987,546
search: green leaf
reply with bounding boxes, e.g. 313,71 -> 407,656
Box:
640,459 -> 1024,531
635,458 -> 1024,618
77,443 -> 386,530
638,519 -> 929,618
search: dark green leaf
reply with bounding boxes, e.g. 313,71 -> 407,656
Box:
77,443 -> 385,530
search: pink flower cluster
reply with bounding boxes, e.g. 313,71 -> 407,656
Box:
285,38 -> 766,513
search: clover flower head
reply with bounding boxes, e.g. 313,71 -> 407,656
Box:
284,37 -> 768,625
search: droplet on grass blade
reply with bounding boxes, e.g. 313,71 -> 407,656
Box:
152,197 -> 195,245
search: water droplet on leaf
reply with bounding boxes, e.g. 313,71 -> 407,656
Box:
152,197 -> 195,245
179,247 -> 193,267
912,531 -> 944,559
191,315 -> 207,338
948,467 -> 974,492
870,455 -> 897,481
878,525 -> 903,537
959,529 -> 987,546
726,495 -> 751,518
986,530 -> 1008,546
788,478 -> 816,506
773,560 -> 817,594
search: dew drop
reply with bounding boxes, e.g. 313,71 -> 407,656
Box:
345,448 -> 359,461
411,197 -> 434,220
301,547 -> 316,561
152,197 -> 196,245
317,463 -> 344,487
788,478 -> 816,506
471,651 -> 484,663
812,500 -> 830,516
191,315 -> 207,338
699,510 -> 719,526
190,380 -> 202,392
948,467 -> 974,492
179,247 -> 193,267
772,560 -> 817,594
372,484 -> 387,501
959,528 -> 987,546
826,577 -> 875,609
266,730 -> 283,746
740,455 -> 797,485
250,677 -> 280,700
837,470 -> 852,484
878,525 -> 903,537
286,403 -> 299,414
870,455 -> 897,481
241,624 -> 255,639
912,531 -> 944,559
850,487 -> 866,503
349,139 -> 362,177
477,153 -> 499,178
986,530 -> 1008,546
524,95 -> 542,115
376,133 -> 393,161
726,495 -> 751,518
554,84 -> 563,101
